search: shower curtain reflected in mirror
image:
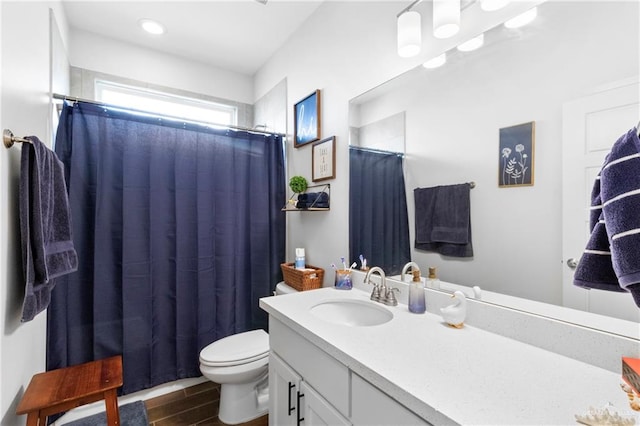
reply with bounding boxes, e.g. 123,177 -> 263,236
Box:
47,101 -> 285,395
349,146 -> 410,275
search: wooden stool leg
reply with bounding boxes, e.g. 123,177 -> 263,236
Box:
103,389 -> 120,426
25,411 -> 39,426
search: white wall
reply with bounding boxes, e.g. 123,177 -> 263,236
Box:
3,3 -> 630,423
64,0 -> 542,293
350,2 -> 639,304
254,1 -> 543,286
70,29 -> 254,105
1,1 -> 4,416
0,2 -> 68,424
0,7 -> 262,423
0,3 -> 541,424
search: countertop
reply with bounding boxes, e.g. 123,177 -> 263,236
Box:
260,286 -> 636,425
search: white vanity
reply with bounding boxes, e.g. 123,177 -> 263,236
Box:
259,271 -> 639,425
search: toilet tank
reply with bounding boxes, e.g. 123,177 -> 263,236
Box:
275,282 -> 297,295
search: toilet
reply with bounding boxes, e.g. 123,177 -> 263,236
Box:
199,282 -> 297,424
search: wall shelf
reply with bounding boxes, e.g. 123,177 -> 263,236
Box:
282,184 -> 330,212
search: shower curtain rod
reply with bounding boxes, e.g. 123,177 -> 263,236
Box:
350,145 -> 405,157
52,93 -> 287,137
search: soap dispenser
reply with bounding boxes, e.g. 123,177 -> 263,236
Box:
426,267 -> 440,290
408,269 -> 426,314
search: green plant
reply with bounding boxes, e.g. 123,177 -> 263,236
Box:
289,175 -> 308,193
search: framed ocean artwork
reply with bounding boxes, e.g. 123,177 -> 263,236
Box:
294,90 -> 321,147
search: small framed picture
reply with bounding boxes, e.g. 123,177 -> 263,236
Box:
294,90 -> 321,148
499,121 -> 535,187
312,136 -> 335,182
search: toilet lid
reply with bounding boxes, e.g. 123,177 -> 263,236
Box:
200,329 -> 269,367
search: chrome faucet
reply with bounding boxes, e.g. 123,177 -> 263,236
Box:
400,261 -> 421,282
364,266 -> 386,302
364,266 -> 398,306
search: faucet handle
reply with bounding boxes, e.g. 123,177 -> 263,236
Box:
370,285 -> 382,302
384,287 -> 399,306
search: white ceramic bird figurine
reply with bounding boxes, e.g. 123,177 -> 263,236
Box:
440,290 -> 467,328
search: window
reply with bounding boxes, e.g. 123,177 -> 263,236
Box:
95,80 -> 237,126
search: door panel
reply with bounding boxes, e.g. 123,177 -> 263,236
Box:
562,78 -> 640,321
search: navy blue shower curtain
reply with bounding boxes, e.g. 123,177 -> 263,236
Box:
349,147 -> 410,275
47,102 -> 285,394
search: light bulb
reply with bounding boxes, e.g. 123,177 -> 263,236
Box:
433,0 -> 460,39
139,19 -> 166,35
504,7 -> 537,29
423,53 -> 447,69
397,11 -> 422,57
457,33 -> 484,52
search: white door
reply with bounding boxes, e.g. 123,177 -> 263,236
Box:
562,78 -> 640,322
269,353 -> 302,426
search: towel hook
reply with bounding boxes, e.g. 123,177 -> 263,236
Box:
3,129 -> 31,149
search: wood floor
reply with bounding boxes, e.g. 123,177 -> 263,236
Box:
144,381 -> 268,426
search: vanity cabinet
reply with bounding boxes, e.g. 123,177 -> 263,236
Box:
269,353 -> 301,426
270,352 -> 351,426
269,317 -> 427,426
300,381 -> 351,426
270,318 -> 350,426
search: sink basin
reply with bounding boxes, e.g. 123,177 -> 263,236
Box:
310,299 -> 393,327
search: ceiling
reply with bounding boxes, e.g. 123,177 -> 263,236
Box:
62,1 -> 325,76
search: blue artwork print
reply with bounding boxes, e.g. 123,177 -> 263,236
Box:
295,90 -> 320,146
499,122 -> 535,187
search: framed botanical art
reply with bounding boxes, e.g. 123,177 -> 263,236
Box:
312,136 -> 335,182
294,90 -> 321,148
499,121 -> 535,187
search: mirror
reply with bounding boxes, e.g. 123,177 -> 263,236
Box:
349,1 -> 640,326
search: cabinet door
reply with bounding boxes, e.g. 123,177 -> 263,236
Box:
300,381 -> 351,426
270,319 -> 350,417
269,353 -> 302,426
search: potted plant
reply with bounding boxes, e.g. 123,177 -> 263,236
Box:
289,175 -> 308,194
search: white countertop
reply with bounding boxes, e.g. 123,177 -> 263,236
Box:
260,287 -> 636,425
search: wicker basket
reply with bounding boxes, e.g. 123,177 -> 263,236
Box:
280,263 -> 325,292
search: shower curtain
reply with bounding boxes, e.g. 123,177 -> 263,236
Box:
47,101 -> 285,394
349,146 -> 410,275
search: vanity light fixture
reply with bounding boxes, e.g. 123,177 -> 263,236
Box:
480,0 -> 509,12
139,18 -> 166,35
433,0 -> 460,39
397,10 -> 422,57
504,7 -> 538,29
457,33 -> 484,52
423,53 -> 447,69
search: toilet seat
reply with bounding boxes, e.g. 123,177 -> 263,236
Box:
200,329 -> 269,367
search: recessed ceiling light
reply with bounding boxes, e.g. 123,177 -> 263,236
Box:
423,53 -> 447,69
504,7 -> 537,29
139,19 -> 166,35
457,33 -> 484,52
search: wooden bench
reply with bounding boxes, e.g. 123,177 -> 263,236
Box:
16,355 -> 123,426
